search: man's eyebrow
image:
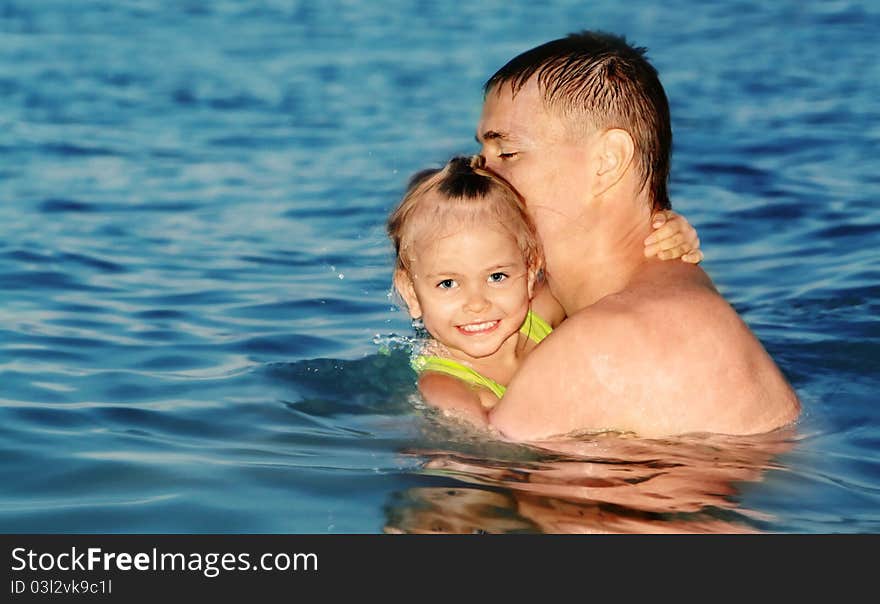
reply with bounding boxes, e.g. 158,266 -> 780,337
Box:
475,130 -> 508,143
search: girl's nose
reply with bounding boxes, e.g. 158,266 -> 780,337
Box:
463,288 -> 490,313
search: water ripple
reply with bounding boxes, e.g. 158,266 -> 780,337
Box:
1,0 -> 877,533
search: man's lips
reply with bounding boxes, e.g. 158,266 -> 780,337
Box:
456,320 -> 501,335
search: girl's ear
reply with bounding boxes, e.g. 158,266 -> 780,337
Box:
526,254 -> 543,300
527,264 -> 537,300
393,269 -> 422,319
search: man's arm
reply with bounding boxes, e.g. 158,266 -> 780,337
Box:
489,307 -> 629,440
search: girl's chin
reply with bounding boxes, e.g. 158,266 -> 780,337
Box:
449,335 -> 518,360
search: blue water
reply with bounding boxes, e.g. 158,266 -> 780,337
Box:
1,0 -> 878,533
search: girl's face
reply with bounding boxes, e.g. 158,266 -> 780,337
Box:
396,222 -> 534,363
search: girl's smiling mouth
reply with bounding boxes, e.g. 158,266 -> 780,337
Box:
457,320 -> 501,335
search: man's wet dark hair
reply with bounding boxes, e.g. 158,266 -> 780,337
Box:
484,30 -> 672,211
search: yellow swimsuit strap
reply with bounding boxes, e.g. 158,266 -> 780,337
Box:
519,308 -> 552,344
411,355 -> 508,398
411,310 -> 552,399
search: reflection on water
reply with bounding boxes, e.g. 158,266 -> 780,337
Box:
385,428 -> 800,533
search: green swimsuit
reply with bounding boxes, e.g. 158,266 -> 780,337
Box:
411,310 -> 553,398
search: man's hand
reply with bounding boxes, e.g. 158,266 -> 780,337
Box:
644,210 -> 703,264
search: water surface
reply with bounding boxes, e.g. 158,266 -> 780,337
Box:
1,0 -> 878,533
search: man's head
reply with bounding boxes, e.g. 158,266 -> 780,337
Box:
477,30 -> 672,220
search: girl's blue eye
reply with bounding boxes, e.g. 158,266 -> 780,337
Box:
437,279 -> 455,289
489,272 -> 508,283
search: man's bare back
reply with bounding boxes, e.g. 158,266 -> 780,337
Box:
491,261 -> 800,439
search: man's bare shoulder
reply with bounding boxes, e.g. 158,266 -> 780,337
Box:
491,265 -> 800,440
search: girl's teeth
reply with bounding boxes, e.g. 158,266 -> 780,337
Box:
462,321 -> 497,332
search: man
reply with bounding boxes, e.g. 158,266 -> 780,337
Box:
472,31 -> 800,439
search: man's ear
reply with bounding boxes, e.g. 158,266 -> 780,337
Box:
393,269 -> 422,319
593,128 -> 635,197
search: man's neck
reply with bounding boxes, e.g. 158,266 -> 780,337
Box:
548,193 -> 655,315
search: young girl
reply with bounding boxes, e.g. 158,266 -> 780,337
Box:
387,156 -> 700,419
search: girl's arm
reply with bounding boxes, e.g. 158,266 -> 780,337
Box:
644,210 -> 703,264
418,372 -> 491,427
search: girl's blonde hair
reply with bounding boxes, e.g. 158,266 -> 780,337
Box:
387,156 -> 543,276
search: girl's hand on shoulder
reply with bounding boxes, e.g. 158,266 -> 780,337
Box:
644,210 -> 704,264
